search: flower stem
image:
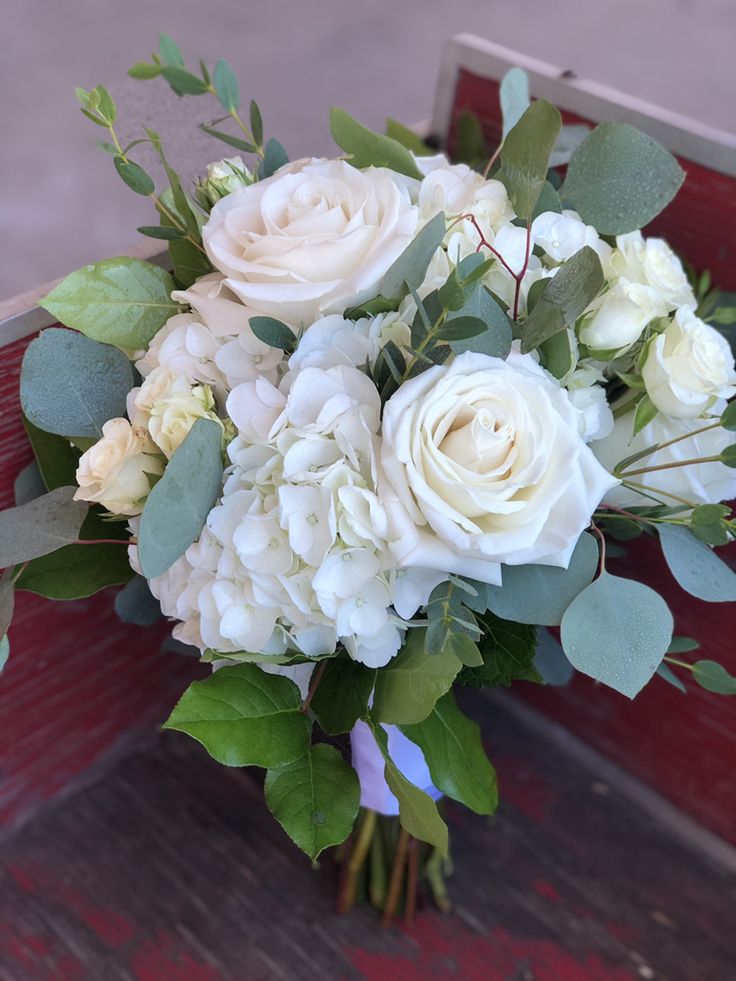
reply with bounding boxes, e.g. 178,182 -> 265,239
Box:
620,455 -> 722,479
299,659 -> 328,715
404,837 -> 419,926
337,809 -> 377,914
382,827 -> 410,927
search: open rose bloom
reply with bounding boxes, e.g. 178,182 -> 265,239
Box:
5,46 -> 736,920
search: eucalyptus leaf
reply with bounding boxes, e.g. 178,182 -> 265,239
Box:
250,100 -> 264,146
484,533 -> 599,625
371,629 -> 461,725
520,246 -> 604,352
534,628 -> 574,686
200,125 -> 257,154
449,287 -> 513,359
14,461 -> 46,506
311,657 -> 376,735
114,157 -> 155,195
249,316 -> 295,352
261,139 -> 289,178
161,66 -> 209,96
114,574 -> 162,626
500,99 -> 562,219
657,662 -> 686,693
21,329 -> 134,439
560,573 -> 673,698
265,744 -> 360,860
163,663 -> 311,767
400,692 -> 498,815
499,67 -> 530,139
0,579 -> 14,640
128,62 -> 162,80
159,33 -> 184,67
370,722 -> 448,856
549,124 -> 591,168
377,212 -> 446,301
39,258 -> 180,350
137,225 -> 187,240
138,419 -> 224,579
385,118 -> 433,155
0,636 -> 8,672
691,660 -> 736,695
213,58 -> 239,111
561,123 -> 684,234
658,524 -> 736,602
330,107 -> 423,180
0,487 -> 87,567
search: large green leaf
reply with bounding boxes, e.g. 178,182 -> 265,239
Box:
458,614 -> 539,688
520,246 -> 604,353
371,629 -> 461,725
330,107 -> 424,179
0,487 -> 87,567
265,744 -> 360,860
370,722 -> 448,856
15,508 -> 133,599
311,656 -> 376,735
560,573 -> 673,698
39,257 -> 180,349
21,328 -> 134,438
500,99 -> 561,219
658,524 -> 736,603
561,122 -> 684,234
22,417 -> 81,490
400,692 -> 498,815
163,663 -> 311,768
137,418 -> 223,579
484,533 -> 599,625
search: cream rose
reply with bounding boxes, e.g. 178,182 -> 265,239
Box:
609,231 -> 696,310
379,351 -> 618,583
74,419 -> 164,516
578,282 -> 664,352
130,367 -> 222,459
592,410 -> 736,508
642,307 -> 736,418
202,158 -> 418,326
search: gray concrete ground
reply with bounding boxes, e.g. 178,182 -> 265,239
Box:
1,0 -> 735,300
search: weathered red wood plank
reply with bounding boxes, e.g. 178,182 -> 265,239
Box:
447,66 -> 736,846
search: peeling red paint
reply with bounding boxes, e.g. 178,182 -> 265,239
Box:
532,879 -> 562,903
131,930 -> 222,981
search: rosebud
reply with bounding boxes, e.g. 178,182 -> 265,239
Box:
194,156 -> 252,209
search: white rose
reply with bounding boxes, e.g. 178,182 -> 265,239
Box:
567,384 -> 614,442
642,307 -> 736,418
379,351 -> 618,582
592,410 -> 736,508
148,385 -> 220,458
418,162 -> 510,227
532,210 -> 611,265
578,281 -> 664,352
74,418 -> 164,516
202,158 -> 418,326
609,231 -> 696,311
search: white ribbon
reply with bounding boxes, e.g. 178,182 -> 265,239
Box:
350,719 -> 442,816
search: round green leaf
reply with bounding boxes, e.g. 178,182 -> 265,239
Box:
163,663 -> 311,768
659,524 -> 736,602
561,122 -> 684,234
0,486 -> 88,567
560,572 -> 673,698
21,328 -> 134,438
265,744 -> 360,860
485,533 -> 599,626
39,258 -> 180,351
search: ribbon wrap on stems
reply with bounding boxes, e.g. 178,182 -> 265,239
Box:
350,719 -> 443,815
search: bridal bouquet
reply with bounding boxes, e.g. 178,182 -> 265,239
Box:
2,37 -> 735,922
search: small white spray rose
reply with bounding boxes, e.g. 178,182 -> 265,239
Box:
642,307 -> 736,418
74,418 -> 164,516
532,210 -> 611,265
609,232 -> 696,311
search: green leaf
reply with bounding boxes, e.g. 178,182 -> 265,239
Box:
539,329 -> 576,379
114,157 -> 155,196
454,110 -> 489,168
499,67 -> 530,139
720,444 -> 736,468
128,62 -> 162,80
447,632 -> 483,667
159,33 -> 184,67
330,107 -> 423,179
310,656 -> 376,735
449,287 -> 513,359
161,66 -> 209,96
21,329 -> 134,439
560,573 -> 673,698
561,122 -> 685,234
39,258 -> 180,351
658,524 -> 736,602
484,533 -> 599,626
657,662 -> 686,693
163,663 -> 311,767
167,233 -> 212,290
114,574 -> 162,626
93,85 -> 116,123
15,509 -> 133,600
0,578 -> 14,640
376,211 -> 446,301
720,401 -> 736,431
371,629 -> 461,725
0,636 -> 8,673
534,628 -> 574,686
400,691 -> 497,815
520,246 -> 604,351
633,395 -> 659,436
691,660 -> 736,695
14,461 -> 46,506
458,614 -> 539,688
668,636 -> 699,654
370,722 -> 448,856
249,100 -> 264,146
0,487 -> 87,566
248,316 -> 296,352
434,316 -> 487,342
549,124 -> 591,168
260,139 -> 289,178
385,118 -> 433,155
532,180 -> 563,220
137,225 -> 187,240
138,418 -> 223,579
500,99 -> 562,219
265,744 -> 360,860
200,124 -> 257,153
213,58 -> 239,111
